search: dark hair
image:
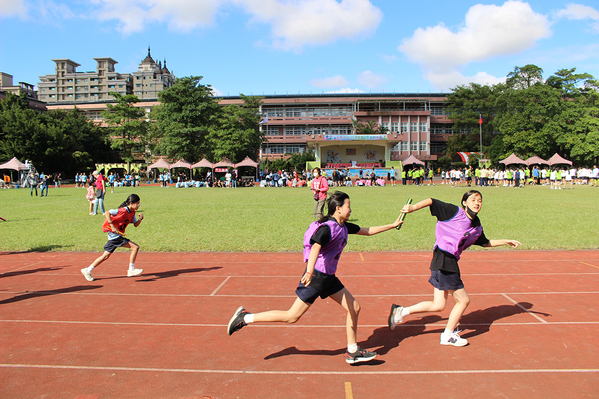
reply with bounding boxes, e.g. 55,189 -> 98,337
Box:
318,191 -> 349,223
119,194 -> 140,209
461,190 -> 482,208
312,167 -> 321,175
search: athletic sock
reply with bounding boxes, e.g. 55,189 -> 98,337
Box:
348,343 -> 358,353
401,307 -> 410,318
243,313 -> 254,324
442,328 -> 453,336
129,263 -> 135,271
87,265 -> 95,272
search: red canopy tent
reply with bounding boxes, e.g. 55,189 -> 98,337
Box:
0,157 -> 29,185
191,158 -> 214,169
170,159 -> 192,169
234,156 -> 259,181
499,153 -> 527,165
402,155 -> 425,166
148,158 -> 171,170
234,157 -> 259,168
548,153 -> 573,166
213,158 -> 235,169
525,156 -> 549,166
0,157 -> 28,171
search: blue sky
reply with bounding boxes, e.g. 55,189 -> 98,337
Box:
1,0 -> 599,96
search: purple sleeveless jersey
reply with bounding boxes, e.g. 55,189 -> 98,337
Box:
303,220 -> 348,275
434,207 -> 483,260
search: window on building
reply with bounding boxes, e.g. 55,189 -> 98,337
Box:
401,142 -> 408,151
401,122 -> 408,133
391,122 -> 399,132
411,142 -> 418,151
381,122 -> 389,130
430,143 -> 446,153
410,122 -> 418,132
266,127 -> 281,136
420,142 -> 427,151
420,122 -> 427,132
285,126 -> 306,136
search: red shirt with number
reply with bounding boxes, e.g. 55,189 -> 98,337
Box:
102,207 -> 136,234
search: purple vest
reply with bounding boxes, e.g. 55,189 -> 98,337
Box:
303,220 -> 348,275
434,207 -> 483,260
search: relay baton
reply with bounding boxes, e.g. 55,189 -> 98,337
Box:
396,198 -> 412,230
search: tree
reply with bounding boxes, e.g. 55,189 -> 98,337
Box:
0,93 -> 112,175
155,76 -> 221,161
101,93 -> 149,170
206,95 -> 264,162
351,119 -> 389,135
445,82 -> 503,157
506,64 -> 544,90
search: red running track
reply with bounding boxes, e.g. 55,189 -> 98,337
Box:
1,250 -> 598,398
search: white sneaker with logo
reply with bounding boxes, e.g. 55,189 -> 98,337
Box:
440,330 -> 468,347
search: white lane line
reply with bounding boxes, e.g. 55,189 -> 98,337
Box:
2,319 -> 598,328
1,261 -> 44,274
501,293 -> 548,324
210,276 -> 230,296
2,291 -> 599,299
1,363 -> 597,376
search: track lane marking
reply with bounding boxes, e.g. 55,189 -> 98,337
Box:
581,262 -> 599,269
210,276 -> 230,296
502,293 -> 548,324
345,382 -> 353,399
1,363 -> 598,375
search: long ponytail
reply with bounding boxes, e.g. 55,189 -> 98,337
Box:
119,194 -> 140,209
318,191 -> 349,223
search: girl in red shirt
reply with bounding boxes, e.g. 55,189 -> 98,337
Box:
81,194 -> 144,281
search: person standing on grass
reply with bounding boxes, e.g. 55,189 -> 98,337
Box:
387,190 -> 521,347
227,191 -> 403,364
81,194 -> 144,282
311,167 -> 328,220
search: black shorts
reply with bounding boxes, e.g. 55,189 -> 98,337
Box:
295,269 -> 344,304
104,235 -> 130,253
428,269 -> 464,291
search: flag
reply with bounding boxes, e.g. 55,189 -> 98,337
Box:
259,116 -> 268,124
479,114 -> 483,125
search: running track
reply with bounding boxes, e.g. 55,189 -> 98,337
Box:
1,250 -> 598,398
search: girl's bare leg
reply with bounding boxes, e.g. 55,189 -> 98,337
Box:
407,288 -> 448,314
90,251 -> 112,268
253,297 -> 311,324
446,288 -> 470,331
329,288 -> 360,346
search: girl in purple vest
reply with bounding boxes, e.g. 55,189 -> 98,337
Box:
388,190 -> 521,346
227,191 -> 402,364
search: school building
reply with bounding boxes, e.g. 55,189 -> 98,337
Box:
220,93 -> 454,169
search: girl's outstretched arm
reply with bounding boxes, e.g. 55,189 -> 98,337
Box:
134,213 -> 144,227
356,214 -> 403,236
401,198 -> 433,214
484,239 -> 521,248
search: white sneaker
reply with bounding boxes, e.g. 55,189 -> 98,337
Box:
81,268 -> 94,281
127,268 -> 143,277
387,304 -> 403,331
440,330 -> 468,347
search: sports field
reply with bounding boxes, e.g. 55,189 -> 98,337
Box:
1,250 -> 598,398
0,183 -> 597,252
1,183 -> 598,398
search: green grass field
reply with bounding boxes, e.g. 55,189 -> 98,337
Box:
0,183 -> 597,252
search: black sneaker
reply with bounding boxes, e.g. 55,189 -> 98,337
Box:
345,348 -> 377,364
227,306 -> 248,336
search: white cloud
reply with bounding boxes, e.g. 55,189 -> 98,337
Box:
555,3 -> 599,34
90,0 -> 221,34
87,0 -> 383,47
326,87 -> 365,93
0,0 -> 27,17
358,70 -> 387,88
399,1 -> 551,89
310,75 -> 348,88
381,54 -> 397,63
235,0 -> 383,50
425,71 -> 506,89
